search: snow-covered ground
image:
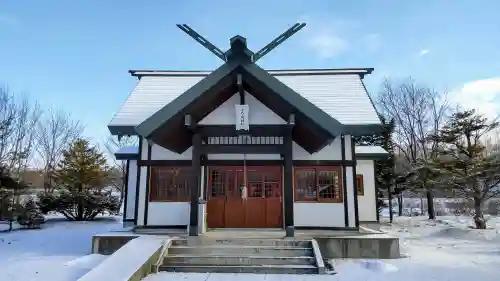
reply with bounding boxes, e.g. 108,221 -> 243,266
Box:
2,213 -> 500,281
0,215 -> 123,281
144,215 -> 500,281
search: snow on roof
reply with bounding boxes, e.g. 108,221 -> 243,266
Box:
115,146 -> 138,155
355,146 -> 388,155
109,69 -> 380,127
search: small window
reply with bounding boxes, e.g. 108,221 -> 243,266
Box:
356,174 -> 364,196
294,167 -> 343,203
149,167 -> 192,202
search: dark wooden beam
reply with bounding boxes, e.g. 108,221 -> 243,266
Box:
293,160 -> 356,166
374,163 -> 380,223
138,160 -> 192,166
189,133 -> 201,236
133,137 -> 143,225
284,121 -> 294,237
122,160 -> 130,222
143,143 -> 152,226
341,135 -> 349,227
200,144 -> 284,154
197,125 -> 287,137
203,160 -> 283,166
350,137 -> 360,228
238,73 -> 245,104
138,159 -> 357,167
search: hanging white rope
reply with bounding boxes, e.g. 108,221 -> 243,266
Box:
242,151 -> 248,200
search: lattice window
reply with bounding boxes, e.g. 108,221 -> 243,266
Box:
149,167 -> 192,202
248,170 -> 263,197
356,174 -> 364,196
294,167 -> 343,203
263,172 -> 280,198
295,169 -> 316,201
207,136 -> 283,145
210,169 -> 225,198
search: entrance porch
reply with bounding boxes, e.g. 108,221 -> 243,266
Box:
206,166 -> 283,229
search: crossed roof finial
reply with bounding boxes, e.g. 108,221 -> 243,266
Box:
176,23 -> 306,63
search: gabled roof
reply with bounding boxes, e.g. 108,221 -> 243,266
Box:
135,60 -> 241,139
109,68 -> 381,134
109,37 -> 382,153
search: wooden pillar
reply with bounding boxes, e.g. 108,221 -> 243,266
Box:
133,137 -> 143,225
374,164 -> 380,223
143,143 -> 152,226
350,136 -> 360,228
341,135 -> 349,227
189,132 -> 202,236
284,115 -> 294,237
122,160 -> 130,222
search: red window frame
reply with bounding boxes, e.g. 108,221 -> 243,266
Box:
149,167 -> 192,202
294,166 -> 343,203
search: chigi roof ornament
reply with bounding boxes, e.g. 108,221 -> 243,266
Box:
176,23 -> 306,63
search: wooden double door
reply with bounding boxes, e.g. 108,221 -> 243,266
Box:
206,166 -> 283,228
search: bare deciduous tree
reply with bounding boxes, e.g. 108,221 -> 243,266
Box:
9,94 -> 42,179
377,78 -> 450,219
36,109 -> 84,193
104,135 -> 138,204
0,86 -> 17,165
0,86 -> 42,224
0,87 -> 42,178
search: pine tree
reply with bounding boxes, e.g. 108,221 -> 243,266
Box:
38,139 -> 119,221
55,139 -> 109,192
17,199 -> 44,228
0,164 -> 30,231
431,109 -> 500,229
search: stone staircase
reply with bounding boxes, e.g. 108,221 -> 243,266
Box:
158,238 -> 324,274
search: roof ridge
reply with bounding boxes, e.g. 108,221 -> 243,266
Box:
128,68 -> 374,77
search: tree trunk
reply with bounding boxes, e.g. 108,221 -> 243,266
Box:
388,184 -> 394,223
473,196 -> 486,229
76,183 -> 84,221
426,189 -> 435,219
420,196 -> 424,215
398,193 -> 403,216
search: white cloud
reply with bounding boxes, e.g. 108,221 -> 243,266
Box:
419,49 -> 430,57
307,33 -> 348,59
451,77 -> 500,120
299,15 -> 351,59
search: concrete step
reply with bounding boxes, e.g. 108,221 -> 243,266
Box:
168,245 -> 313,256
163,255 -> 316,266
158,264 -> 318,274
171,239 -> 311,248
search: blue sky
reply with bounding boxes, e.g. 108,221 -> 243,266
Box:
1,0 -> 500,147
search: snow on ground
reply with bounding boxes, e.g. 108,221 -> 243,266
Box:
0,215 -> 123,281
144,215 -> 500,281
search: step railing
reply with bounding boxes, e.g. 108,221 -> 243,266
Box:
310,239 -> 326,274
152,239 -> 173,273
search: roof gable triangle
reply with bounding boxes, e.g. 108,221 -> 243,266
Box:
199,92 -> 286,125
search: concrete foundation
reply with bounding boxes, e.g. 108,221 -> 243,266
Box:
315,234 -> 400,259
92,234 -> 138,255
91,225 -> 400,259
